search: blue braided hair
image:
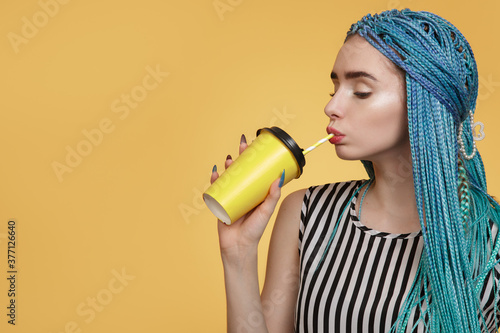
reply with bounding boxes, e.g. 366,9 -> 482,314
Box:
345,9 -> 500,332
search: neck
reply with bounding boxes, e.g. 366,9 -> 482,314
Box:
361,146 -> 421,233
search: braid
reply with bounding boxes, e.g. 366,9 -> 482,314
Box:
458,156 -> 471,230
342,9 -> 500,332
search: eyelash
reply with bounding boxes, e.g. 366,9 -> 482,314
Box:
329,92 -> 372,98
354,92 -> 371,98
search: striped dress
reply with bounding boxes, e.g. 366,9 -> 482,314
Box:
295,180 -> 500,332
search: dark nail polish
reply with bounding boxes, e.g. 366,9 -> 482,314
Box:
240,134 -> 247,145
279,170 -> 285,188
212,165 -> 217,173
226,154 -> 232,160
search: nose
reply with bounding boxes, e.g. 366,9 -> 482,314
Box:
324,94 -> 343,120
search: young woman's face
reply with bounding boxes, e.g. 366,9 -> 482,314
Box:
325,34 -> 409,162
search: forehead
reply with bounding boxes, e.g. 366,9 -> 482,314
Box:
332,34 -> 399,79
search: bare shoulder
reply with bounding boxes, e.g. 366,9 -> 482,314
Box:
266,188 -> 307,262
266,188 -> 307,250
275,188 -> 307,224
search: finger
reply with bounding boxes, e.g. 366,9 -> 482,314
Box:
223,207 -> 253,228
239,134 -> 248,155
255,170 -> 285,220
224,154 -> 232,169
210,165 -> 218,184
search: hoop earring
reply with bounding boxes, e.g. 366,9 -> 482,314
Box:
458,110 -> 477,160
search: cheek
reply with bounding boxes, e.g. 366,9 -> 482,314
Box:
361,93 -> 407,141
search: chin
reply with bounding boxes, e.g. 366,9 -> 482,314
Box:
335,152 -> 365,161
334,146 -> 368,161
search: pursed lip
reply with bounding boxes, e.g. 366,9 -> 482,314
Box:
326,126 -> 345,144
326,127 -> 345,136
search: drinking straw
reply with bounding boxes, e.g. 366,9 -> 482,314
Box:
302,133 -> 334,156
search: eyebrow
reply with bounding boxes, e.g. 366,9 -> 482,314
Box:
330,71 -> 378,82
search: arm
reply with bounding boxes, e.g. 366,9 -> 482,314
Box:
219,188 -> 304,333
211,140 -> 304,332
218,177 -> 282,333
261,189 -> 305,333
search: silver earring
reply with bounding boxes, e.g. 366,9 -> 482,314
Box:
458,110 -> 477,160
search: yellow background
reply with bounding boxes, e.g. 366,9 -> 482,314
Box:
1,0 -> 499,332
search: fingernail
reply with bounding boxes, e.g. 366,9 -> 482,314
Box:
279,169 -> 285,188
212,165 -> 217,173
226,154 -> 232,160
240,134 -> 247,145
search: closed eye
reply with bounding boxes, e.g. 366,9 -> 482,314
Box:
354,92 -> 371,99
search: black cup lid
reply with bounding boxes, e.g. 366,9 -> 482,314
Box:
256,127 -> 306,175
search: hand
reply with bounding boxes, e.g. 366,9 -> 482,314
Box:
210,134 -> 283,260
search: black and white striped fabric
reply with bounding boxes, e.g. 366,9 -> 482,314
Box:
294,180 -> 500,332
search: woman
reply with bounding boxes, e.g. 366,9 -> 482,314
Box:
211,9 -> 500,332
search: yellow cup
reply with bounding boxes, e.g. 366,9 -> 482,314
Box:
203,127 -> 306,224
